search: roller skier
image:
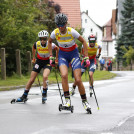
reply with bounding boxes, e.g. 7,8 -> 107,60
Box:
11,30 -> 59,104
48,13 -> 92,113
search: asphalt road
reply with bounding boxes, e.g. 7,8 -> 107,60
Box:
0,71 -> 134,134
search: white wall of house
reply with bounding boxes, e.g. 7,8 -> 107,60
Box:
81,12 -> 102,47
102,42 -> 112,57
112,34 -> 117,58
102,41 -> 116,58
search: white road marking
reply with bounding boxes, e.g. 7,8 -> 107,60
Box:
117,114 -> 134,127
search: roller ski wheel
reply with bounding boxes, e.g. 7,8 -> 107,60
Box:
23,98 -> 28,103
11,99 -> 16,104
71,106 -> 74,113
59,104 -> 62,111
90,92 -> 93,97
42,100 -> 46,104
87,108 -> 92,114
58,104 -> 74,113
42,98 -> 47,104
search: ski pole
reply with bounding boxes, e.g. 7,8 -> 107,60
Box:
54,67 -> 64,104
37,76 -> 42,94
88,70 -> 100,110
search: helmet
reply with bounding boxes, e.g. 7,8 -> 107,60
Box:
38,30 -> 49,38
55,13 -> 68,25
88,34 -> 97,41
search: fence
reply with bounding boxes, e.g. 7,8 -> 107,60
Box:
0,48 -> 32,80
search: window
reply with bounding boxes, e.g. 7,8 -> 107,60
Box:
104,28 -> 106,38
91,28 -> 93,32
85,19 -> 87,23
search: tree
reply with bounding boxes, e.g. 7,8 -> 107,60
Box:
122,46 -> 134,70
116,0 -> 134,67
121,0 -> 134,48
0,0 -> 55,76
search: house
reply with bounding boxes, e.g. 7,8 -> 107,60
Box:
102,19 -> 116,59
52,0 -> 81,28
81,11 -> 102,46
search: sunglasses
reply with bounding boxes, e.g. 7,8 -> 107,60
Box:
57,24 -> 65,27
39,38 -> 47,41
89,40 -> 95,43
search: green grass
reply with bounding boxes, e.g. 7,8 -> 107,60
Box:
0,69 -> 116,91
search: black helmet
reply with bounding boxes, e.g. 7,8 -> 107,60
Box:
55,13 -> 68,25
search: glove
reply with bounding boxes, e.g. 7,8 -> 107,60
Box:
32,58 -> 36,64
55,59 -> 58,64
84,56 -> 90,67
55,59 -> 58,67
49,56 -> 55,67
96,54 -> 101,59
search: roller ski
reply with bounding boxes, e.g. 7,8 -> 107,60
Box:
89,86 -> 93,97
54,67 -> 74,113
11,94 -> 28,104
59,98 -> 74,113
82,100 -> 92,114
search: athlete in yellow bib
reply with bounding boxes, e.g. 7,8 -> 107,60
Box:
71,35 -> 101,97
48,13 -> 91,113
16,30 -> 59,103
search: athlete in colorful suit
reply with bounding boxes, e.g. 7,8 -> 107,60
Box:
48,13 -> 91,113
71,34 -> 101,97
16,30 -> 59,103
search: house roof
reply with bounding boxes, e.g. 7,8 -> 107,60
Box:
102,19 -> 113,42
52,0 -> 81,28
81,12 -> 102,30
103,19 -> 111,27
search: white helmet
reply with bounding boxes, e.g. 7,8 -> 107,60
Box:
38,30 -> 49,37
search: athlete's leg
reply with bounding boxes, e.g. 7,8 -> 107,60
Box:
58,49 -> 71,107
89,71 -> 94,87
17,59 -> 42,102
73,68 -> 85,95
88,59 -> 96,97
25,71 -> 38,90
88,59 -> 96,87
41,68 -> 50,102
16,71 -> 38,102
73,68 -> 91,111
43,68 -> 50,88
71,61 -> 86,90
59,65 -> 69,92
59,65 -> 71,107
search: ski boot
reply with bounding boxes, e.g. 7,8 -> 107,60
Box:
82,100 -> 92,114
59,98 -> 74,113
11,94 -> 28,104
70,85 -> 76,96
89,86 -> 93,97
42,91 -> 47,104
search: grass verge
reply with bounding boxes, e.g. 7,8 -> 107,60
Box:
0,69 -> 116,91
